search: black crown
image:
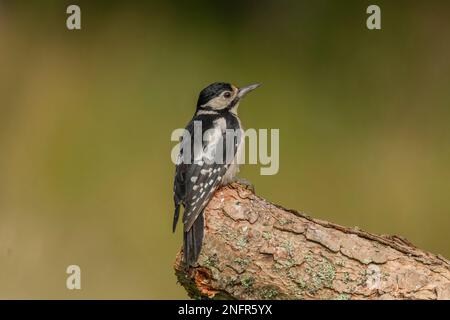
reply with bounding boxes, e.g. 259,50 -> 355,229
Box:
197,82 -> 233,107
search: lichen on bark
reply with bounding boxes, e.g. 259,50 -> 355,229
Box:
174,183 -> 450,300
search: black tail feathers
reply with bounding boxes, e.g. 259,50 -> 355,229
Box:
173,204 -> 180,233
183,210 -> 204,266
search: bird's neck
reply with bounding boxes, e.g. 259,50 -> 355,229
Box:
195,108 -> 239,117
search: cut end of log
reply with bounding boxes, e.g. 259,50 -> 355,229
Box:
174,183 -> 450,300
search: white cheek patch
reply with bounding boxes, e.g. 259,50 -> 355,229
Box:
206,96 -> 227,110
202,89 -> 238,111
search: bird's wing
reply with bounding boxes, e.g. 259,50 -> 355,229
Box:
182,121 -> 239,232
172,121 -> 193,232
172,163 -> 186,232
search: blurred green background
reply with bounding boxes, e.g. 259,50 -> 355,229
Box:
0,0 -> 449,299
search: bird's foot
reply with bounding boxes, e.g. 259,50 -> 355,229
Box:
231,177 -> 255,193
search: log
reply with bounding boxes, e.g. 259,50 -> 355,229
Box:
174,183 -> 450,300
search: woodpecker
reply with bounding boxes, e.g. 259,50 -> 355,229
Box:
173,82 -> 260,266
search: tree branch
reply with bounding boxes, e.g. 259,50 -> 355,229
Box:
174,183 -> 450,300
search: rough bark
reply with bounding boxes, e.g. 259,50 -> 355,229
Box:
174,183 -> 450,300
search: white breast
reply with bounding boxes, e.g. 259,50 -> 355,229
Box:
221,116 -> 243,185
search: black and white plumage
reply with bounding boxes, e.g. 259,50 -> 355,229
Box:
173,82 -> 260,266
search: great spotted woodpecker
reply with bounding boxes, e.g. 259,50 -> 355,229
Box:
173,82 -> 260,266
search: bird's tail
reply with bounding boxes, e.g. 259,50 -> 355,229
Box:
173,204 -> 180,233
183,210 -> 204,266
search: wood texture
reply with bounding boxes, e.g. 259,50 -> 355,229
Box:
174,183 -> 450,300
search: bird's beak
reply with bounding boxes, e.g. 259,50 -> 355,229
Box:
237,83 -> 261,99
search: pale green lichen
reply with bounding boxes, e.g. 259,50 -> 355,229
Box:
334,293 -> 350,300
224,275 -> 238,287
240,275 -> 255,290
262,231 -> 272,240
272,262 -> 285,271
358,269 -> 368,286
304,252 -> 314,264
234,258 -> 250,269
287,269 -> 296,279
283,240 -> 294,257
343,272 -> 351,284
203,254 -> 219,268
259,286 -> 279,299
285,258 -> 295,268
236,236 -> 247,248
317,259 -> 336,287
296,279 -> 307,290
302,256 -> 336,294
278,218 -> 292,226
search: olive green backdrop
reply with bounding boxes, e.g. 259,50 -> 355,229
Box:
0,0 -> 449,298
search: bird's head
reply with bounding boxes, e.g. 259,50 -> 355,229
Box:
196,82 -> 260,115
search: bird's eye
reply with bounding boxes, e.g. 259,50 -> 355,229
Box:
223,92 -> 232,99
